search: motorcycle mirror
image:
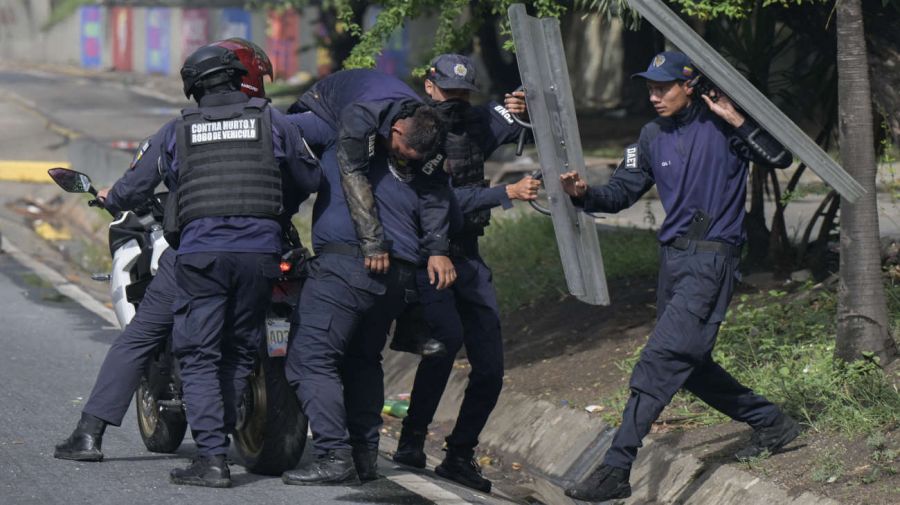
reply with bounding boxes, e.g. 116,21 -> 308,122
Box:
47,167 -> 95,194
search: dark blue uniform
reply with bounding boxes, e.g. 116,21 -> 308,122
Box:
155,91 -> 318,457
291,69 -> 450,258
403,101 -> 521,457
77,129 -> 179,428
577,99 -> 792,470
285,110 -> 422,457
80,114 -> 313,433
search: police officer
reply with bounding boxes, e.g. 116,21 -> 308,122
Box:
139,43 -> 317,488
52,39 -> 293,464
390,54 -> 539,493
561,51 -> 798,502
281,69 -> 452,486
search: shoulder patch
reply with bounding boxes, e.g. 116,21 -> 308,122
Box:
493,104 -> 515,125
420,153 -> 444,176
625,145 -> 638,169
367,133 -> 376,158
130,137 -> 152,169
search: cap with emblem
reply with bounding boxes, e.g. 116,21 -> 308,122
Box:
427,54 -> 478,92
632,51 -> 695,82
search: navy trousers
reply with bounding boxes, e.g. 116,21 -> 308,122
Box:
83,247 -> 177,426
172,252 -> 279,457
285,252 -> 413,456
603,243 -> 782,470
402,255 -> 503,455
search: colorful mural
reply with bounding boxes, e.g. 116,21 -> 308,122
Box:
79,6 -> 103,69
266,9 -> 300,78
219,8 -> 252,40
110,7 -> 132,71
146,8 -> 171,74
182,9 -> 210,60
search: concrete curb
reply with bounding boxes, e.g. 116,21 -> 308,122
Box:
382,350 -> 840,505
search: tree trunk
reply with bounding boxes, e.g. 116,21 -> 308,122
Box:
835,0 -> 898,365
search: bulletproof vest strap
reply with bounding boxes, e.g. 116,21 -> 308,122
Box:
175,100 -> 282,227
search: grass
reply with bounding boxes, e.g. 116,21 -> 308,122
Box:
479,212 -> 659,311
599,282 -> 900,437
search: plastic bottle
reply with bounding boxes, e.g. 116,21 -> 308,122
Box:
389,400 -> 410,418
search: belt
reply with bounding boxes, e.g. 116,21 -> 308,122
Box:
318,243 -> 417,269
669,237 -> 742,257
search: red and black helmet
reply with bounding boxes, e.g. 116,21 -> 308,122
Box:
212,38 -> 274,99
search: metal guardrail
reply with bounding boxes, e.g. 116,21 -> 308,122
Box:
625,0 -> 865,203
508,4 -> 610,306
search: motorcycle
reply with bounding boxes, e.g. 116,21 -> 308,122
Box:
47,167 -> 308,475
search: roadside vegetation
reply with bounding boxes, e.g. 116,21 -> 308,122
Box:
598,282 -> 900,435
479,212 -> 658,311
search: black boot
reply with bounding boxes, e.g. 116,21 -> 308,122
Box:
54,412 -> 106,462
353,446 -> 380,482
392,427 -> 427,469
735,413 -> 801,461
564,464 -> 631,502
282,449 -> 359,486
434,447 -> 491,493
169,454 -> 231,488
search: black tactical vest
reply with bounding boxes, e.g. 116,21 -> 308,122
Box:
174,97 -> 282,227
443,105 -> 491,236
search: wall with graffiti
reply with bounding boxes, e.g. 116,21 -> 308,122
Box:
0,1 -> 416,84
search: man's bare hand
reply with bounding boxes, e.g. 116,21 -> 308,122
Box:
427,255 -> 457,290
506,176 -> 541,201
701,93 -> 745,128
560,171 -> 587,198
96,187 -> 111,202
364,252 -> 390,274
504,90 -> 527,116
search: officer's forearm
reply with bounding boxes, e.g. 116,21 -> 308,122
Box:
339,171 -> 386,255
453,184 -> 510,214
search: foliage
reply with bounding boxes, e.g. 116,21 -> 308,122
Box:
44,0 -> 91,30
479,211 -> 659,311
601,283 -> 900,434
294,0 -> 567,73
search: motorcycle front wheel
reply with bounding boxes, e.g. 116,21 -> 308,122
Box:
135,353 -> 187,453
234,350 -> 307,475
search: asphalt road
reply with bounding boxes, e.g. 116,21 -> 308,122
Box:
0,249 -> 491,505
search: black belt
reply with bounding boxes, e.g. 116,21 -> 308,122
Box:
318,242 -> 417,269
669,237 -> 741,257
319,243 -> 364,257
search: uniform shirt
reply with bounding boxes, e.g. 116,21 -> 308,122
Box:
288,112 -> 422,264
292,69 -> 450,257
107,91 -> 319,254
578,99 -> 791,246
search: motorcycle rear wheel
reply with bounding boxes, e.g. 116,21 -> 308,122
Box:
234,352 -> 307,475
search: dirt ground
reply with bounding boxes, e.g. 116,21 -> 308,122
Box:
383,274 -> 900,505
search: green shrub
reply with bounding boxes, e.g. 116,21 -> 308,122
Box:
480,212 -> 659,311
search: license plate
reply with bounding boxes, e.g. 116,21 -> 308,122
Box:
266,319 -> 290,357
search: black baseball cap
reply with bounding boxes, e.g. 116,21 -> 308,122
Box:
427,54 -> 478,92
632,51 -> 696,82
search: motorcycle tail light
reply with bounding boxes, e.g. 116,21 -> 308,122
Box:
279,261 -> 292,273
